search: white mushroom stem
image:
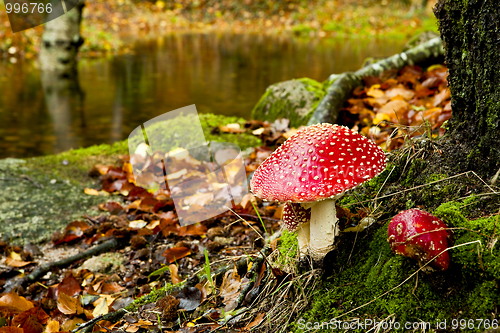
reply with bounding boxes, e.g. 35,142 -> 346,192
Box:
296,222 -> 310,257
303,197 -> 341,262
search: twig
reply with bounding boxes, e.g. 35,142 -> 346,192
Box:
237,213 -> 281,223
372,165 -> 396,212
5,238 -> 118,293
345,228 -> 359,266
83,214 -> 100,226
470,170 -> 498,195
20,174 -> 43,189
0,175 -> 43,188
237,250 -> 268,306
73,308 -> 127,333
228,208 -> 265,242
346,171 -> 498,207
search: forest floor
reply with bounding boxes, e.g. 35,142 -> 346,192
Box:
4,0 -> 500,329
0,62 -> 482,333
0,0 -> 438,59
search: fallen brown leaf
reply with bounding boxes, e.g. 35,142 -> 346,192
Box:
0,293 -> 34,313
44,319 -> 60,333
5,257 -> 33,267
57,274 -> 82,297
0,327 -> 24,333
162,247 -> 191,263
244,312 -> 265,330
169,264 -> 183,284
57,293 -> 82,315
12,307 -> 49,333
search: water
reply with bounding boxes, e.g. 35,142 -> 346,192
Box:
0,32 -> 406,158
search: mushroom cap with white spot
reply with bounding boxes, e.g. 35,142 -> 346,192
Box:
250,123 -> 387,203
387,208 -> 452,271
282,202 -> 311,232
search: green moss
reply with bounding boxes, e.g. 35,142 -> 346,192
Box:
402,158 -> 428,187
200,114 -> 261,150
421,179 -> 458,208
405,199 -> 416,209
433,199 -> 500,277
277,230 -> 298,267
467,148 -> 480,161
432,200 -> 470,225
425,173 -> 448,183
29,141 -> 129,184
251,78 -> 326,127
296,197 -> 500,331
128,113 -> 260,157
0,158 -> 107,245
125,282 -> 181,311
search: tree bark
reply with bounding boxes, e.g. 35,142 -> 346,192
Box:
434,0 -> 500,177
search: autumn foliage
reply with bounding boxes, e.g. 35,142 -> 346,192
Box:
0,62 -> 451,332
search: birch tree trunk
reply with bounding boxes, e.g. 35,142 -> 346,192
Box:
39,0 -> 84,75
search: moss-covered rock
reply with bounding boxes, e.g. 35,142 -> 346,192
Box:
128,113 -> 260,156
0,157 -> 108,245
251,78 -> 326,127
0,113 -> 261,245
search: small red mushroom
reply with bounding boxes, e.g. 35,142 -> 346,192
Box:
282,202 -> 311,254
387,209 -> 452,271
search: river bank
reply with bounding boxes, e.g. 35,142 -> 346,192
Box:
0,0 -> 438,59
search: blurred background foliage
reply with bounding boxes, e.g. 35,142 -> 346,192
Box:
0,0 -> 438,59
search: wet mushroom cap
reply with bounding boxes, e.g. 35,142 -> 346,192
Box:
250,123 -> 387,202
282,202 -> 311,232
387,209 -> 452,271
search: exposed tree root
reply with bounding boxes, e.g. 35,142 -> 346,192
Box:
308,37 -> 444,125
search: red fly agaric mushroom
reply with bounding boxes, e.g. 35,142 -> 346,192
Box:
387,209 -> 452,271
250,123 -> 386,261
282,202 -> 311,255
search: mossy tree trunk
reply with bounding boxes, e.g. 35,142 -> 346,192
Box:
434,0 -> 500,177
